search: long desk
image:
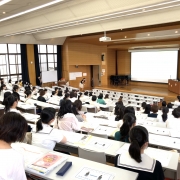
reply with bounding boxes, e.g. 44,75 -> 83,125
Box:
53,130 -> 179,179
11,143 -> 138,180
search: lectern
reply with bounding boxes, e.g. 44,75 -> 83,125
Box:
168,79 -> 180,94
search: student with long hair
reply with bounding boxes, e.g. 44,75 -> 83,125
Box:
12,85 -> 20,101
32,107 -> 67,150
32,86 -> 37,96
72,104 -> 86,122
2,92 -> 11,105
114,105 -> 125,121
4,95 -> 20,114
140,102 -> 146,112
0,84 -> 7,96
24,90 -> 33,105
115,126 -> 164,180
0,112 -> 28,180
115,113 -> 136,142
54,100 -> 81,132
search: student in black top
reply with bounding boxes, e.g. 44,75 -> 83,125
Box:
161,107 -> 169,122
2,92 -> 12,105
115,126 -> 164,180
37,90 -> 46,102
148,105 -> 158,118
144,104 -> 151,114
124,106 -> 135,115
12,85 -> 20,101
59,93 -> 70,106
114,104 -> 125,121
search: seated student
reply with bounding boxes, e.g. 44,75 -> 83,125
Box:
32,107 -> 67,150
166,108 -> 180,130
115,96 -> 124,106
159,101 -> 166,110
157,107 -> 169,122
58,90 -> 63,97
124,106 -> 135,115
167,102 -> 173,109
144,104 -> 151,115
18,79 -> 23,87
59,93 -> 70,106
24,90 -> 33,105
115,104 -> 125,121
14,81 -> 19,86
54,100 -> 82,132
0,112 -> 28,180
43,89 -> 49,101
6,79 -> 13,90
89,95 -> 100,111
80,91 -> 89,102
72,104 -> 86,122
37,90 -> 46,102
70,91 -> 77,102
115,126 -> 164,180
175,95 -> 180,102
31,86 -> 37,96
74,99 -> 84,114
12,85 -> 20,101
115,113 -> 136,142
104,94 -> 112,104
2,92 -> 11,105
140,102 -> 146,112
97,93 -> 106,105
4,95 -> 21,114
148,105 -> 158,118
0,84 -> 7,97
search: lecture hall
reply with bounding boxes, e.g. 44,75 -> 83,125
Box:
0,0 -> 180,180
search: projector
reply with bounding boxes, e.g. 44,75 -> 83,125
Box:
99,36 -> 111,42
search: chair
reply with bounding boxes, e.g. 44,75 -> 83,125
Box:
78,147 -> 106,164
87,107 -> 97,113
81,105 -> 87,112
88,132 -> 108,139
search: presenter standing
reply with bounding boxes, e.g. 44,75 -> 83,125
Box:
79,78 -> 86,91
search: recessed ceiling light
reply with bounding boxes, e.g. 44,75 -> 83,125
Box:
125,36 -> 127,38
2,12 -> 6,14
147,34 -> 150,36
175,31 -> 178,33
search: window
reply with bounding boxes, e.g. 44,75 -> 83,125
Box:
38,45 -> 57,72
0,44 -> 22,83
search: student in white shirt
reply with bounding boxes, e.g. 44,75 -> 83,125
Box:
32,107 -> 67,150
4,94 -> 21,114
115,126 -> 164,180
0,84 -> 7,97
166,108 -> 180,130
104,94 -> 112,104
31,86 -> 38,96
24,90 -> 34,105
6,79 -> 13,90
89,95 -> 100,111
0,112 -> 28,180
54,100 -> 82,132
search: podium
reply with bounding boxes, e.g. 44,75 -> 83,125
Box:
168,79 -> 180,94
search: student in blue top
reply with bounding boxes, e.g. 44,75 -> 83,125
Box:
96,93 -> 106,105
115,113 -> 136,142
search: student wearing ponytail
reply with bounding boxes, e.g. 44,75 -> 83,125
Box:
24,90 -> 33,105
32,107 -> 67,150
115,126 -> 164,180
157,107 -> 169,122
0,84 -> 7,96
4,95 -> 20,114
12,85 -> 20,101
115,113 -> 136,142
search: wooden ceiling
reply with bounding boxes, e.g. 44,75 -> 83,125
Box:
69,22 -> 180,50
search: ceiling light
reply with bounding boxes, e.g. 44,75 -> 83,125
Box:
0,0 -> 64,22
147,34 -> 150,36
0,0 -> 11,6
125,36 -> 127,38
175,31 -> 178,33
2,12 -> 6,14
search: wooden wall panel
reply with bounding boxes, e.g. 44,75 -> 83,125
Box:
69,65 -> 91,89
26,44 -> 36,86
68,42 -> 106,65
178,50 -> 180,80
107,49 -> 116,84
117,50 -> 131,75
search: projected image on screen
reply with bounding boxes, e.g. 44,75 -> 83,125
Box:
131,50 -> 178,83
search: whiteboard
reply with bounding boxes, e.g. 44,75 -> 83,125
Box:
42,71 -> 57,83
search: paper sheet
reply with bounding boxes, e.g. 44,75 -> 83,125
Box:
75,167 -> 114,180
87,140 -> 112,150
93,126 -> 117,136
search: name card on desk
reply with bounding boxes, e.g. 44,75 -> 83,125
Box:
87,140 -> 112,150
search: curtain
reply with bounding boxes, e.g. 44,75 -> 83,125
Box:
34,45 -> 41,85
57,45 -> 62,80
20,44 -> 30,84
